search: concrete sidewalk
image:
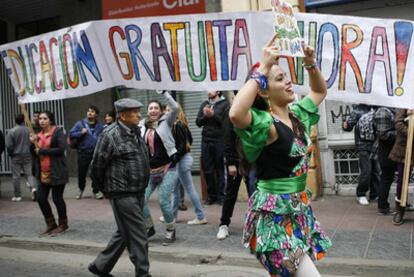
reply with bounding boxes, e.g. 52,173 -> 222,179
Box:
0,176 -> 414,276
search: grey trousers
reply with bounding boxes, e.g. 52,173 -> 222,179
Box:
11,155 -> 36,197
93,195 -> 151,277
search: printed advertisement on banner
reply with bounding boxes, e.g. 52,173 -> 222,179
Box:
0,11 -> 413,109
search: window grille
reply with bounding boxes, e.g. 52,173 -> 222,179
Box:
333,149 -> 359,186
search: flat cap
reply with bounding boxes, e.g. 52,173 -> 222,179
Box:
114,98 -> 143,113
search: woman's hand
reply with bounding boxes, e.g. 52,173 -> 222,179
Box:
30,134 -> 38,144
302,44 -> 316,66
259,34 -> 280,75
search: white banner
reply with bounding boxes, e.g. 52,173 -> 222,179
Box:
0,11 -> 413,108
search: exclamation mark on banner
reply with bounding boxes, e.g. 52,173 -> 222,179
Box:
394,22 -> 413,96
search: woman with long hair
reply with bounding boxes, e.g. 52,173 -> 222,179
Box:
103,110 -> 115,128
30,111 -> 69,236
229,35 -> 332,276
141,90 -> 179,246
166,105 -> 207,224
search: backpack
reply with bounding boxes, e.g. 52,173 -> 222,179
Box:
67,121 -> 86,149
357,110 -> 376,141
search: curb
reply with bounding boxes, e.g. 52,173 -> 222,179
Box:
1,236 -> 414,276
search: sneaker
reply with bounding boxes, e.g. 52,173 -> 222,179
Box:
11,197 -> 22,202
76,189 -> 84,200
357,196 -> 369,206
159,216 -> 165,223
377,208 -> 396,216
178,203 -> 188,211
88,263 -> 114,277
217,225 -> 229,240
31,188 -> 37,201
187,218 -> 208,225
147,226 -> 156,238
94,192 -> 104,200
162,229 -> 176,246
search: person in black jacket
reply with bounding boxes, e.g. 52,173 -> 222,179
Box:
196,91 -> 229,205
216,97 -> 255,240
30,111 -> 69,236
168,105 -> 207,225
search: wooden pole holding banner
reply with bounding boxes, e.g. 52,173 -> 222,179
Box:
18,89 -> 39,149
400,114 -> 414,207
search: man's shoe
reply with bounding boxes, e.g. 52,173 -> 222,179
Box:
392,211 -> 405,225
76,189 -> 84,200
159,216 -> 165,223
147,226 -> 156,238
94,192 -> 104,200
178,203 -> 188,211
11,196 -> 22,202
162,229 -> 176,246
357,196 -> 369,206
217,225 -> 229,240
88,263 -> 114,277
377,208 -> 396,216
31,188 -> 37,201
187,218 -> 208,225
203,198 -> 215,205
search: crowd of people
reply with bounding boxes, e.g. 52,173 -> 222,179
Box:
343,105 -> 414,225
0,36 -> 412,277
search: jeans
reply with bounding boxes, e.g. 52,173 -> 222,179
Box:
201,141 -> 225,201
11,155 -> 36,197
77,152 -> 99,193
143,169 -> 178,227
356,151 -> 380,198
172,154 -> 205,220
37,183 -> 67,220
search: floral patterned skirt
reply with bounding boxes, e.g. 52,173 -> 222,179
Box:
243,189 -> 332,276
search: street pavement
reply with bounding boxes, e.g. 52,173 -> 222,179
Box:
1,176 -> 414,276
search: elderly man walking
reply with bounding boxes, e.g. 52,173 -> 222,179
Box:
89,98 -> 152,277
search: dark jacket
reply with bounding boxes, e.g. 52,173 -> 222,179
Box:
69,119 -> 104,154
172,121 -> 193,161
35,127 -> 69,185
223,107 -> 239,167
196,97 -> 229,142
342,104 -> 374,152
91,121 -> 150,195
389,109 -> 413,164
374,107 -> 396,168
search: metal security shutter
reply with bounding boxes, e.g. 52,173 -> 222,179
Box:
180,91 -> 205,172
0,59 -> 65,173
122,89 -> 205,172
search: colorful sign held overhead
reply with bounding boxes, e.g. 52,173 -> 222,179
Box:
102,0 -> 206,19
271,0 -> 305,57
1,11 -> 414,109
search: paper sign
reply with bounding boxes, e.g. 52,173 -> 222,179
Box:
272,0 -> 305,57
